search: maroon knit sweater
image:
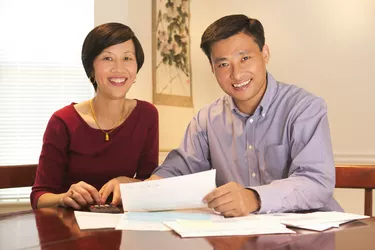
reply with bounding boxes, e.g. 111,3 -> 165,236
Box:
31,100 -> 159,208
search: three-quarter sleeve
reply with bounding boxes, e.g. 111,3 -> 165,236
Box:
30,115 -> 69,208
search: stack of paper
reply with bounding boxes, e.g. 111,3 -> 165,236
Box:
276,211 -> 369,231
164,219 -> 295,237
74,211 -> 122,230
74,171 -> 370,236
116,210 -> 223,231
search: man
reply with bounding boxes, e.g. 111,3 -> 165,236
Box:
150,14 -> 343,217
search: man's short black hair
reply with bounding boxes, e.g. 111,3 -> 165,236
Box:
200,14 -> 265,63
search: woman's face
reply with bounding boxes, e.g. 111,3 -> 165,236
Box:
92,40 -> 138,99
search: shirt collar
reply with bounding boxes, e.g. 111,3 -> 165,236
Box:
258,72 -> 277,117
227,72 -> 278,117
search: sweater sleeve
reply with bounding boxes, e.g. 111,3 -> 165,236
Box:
30,114 -> 70,209
135,103 -> 159,180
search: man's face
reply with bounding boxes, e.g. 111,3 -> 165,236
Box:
210,32 -> 269,114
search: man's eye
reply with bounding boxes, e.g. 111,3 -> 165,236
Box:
242,56 -> 250,61
218,63 -> 228,68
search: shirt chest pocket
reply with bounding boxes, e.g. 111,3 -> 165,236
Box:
263,144 -> 290,180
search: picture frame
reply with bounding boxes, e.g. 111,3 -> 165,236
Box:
152,0 -> 193,107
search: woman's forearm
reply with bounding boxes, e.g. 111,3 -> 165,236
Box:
37,193 -> 65,208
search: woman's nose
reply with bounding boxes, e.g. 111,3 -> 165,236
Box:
111,60 -> 126,73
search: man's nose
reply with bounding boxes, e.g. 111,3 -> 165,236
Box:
230,64 -> 244,81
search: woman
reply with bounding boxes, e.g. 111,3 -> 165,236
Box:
31,23 -> 159,209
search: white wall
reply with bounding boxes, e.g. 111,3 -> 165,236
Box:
190,0 -> 375,163
95,0 -> 375,215
95,0 -> 194,150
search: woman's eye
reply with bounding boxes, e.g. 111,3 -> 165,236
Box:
103,57 -> 112,61
124,56 -> 133,61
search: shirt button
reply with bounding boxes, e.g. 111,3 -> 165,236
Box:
248,145 -> 253,150
252,172 -> 256,178
249,118 -> 254,123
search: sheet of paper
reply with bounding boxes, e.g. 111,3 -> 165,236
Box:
120,170 -> 216,211
217,211 -> 368,232
115,210 -> 223,231
164,219 -> 295,237
116,219 -> 171,231
279,211 -> 369,229
288,222 -> 339,232
74,211 -> 122,230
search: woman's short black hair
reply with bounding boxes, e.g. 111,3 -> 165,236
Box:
200,14 -> 265,63
81,22 -> 144,91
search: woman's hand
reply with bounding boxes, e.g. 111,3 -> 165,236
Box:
99,176 -> 141,206
99,178 -> 121,206
60,181 -> 101,209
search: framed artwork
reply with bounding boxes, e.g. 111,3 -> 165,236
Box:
152,0 -> 193,107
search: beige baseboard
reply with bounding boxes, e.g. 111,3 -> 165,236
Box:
334,153 -> 375,164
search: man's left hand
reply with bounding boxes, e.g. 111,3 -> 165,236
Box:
203,182 -> 260,217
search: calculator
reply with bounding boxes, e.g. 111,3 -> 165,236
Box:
88,204 -> 122,213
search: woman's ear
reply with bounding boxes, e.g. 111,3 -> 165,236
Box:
89,72 -> 95,83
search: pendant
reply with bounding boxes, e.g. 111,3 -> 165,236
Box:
105,133 -> 109,141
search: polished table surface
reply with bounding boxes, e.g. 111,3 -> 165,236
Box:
1,208 -> 375,250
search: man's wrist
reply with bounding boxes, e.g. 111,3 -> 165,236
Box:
246,188 -> 261,212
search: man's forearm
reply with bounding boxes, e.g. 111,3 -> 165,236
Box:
116,176 -> 141,183
145,174 -> 163,181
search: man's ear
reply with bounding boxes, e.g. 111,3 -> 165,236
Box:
262,44 -> 270,64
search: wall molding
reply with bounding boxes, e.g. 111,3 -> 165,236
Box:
334,153 -> 375,164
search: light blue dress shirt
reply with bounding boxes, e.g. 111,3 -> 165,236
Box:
153,73 -> 343,213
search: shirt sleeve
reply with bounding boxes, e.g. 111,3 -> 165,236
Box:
135,105 -> 159,180
153,111 -> 212,177
251,98 -> 336,213
30,115 -> 69,209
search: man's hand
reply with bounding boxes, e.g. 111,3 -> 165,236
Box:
203,182 -> 260,217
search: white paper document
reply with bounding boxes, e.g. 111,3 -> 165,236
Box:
120,170 -> 216,211
74,211 -> 123,230
116,210 -> 223,231
277,211 -> 369,231
164,219 -> 295,238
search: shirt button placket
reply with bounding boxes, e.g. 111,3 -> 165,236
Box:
247,116 -> 257,185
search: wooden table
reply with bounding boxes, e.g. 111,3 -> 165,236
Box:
1,207 -> 374,250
